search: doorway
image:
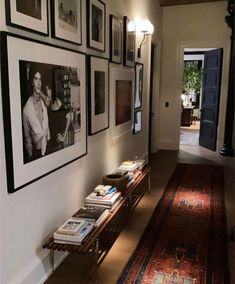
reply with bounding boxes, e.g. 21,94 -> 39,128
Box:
179,48 -> 223,151
180,50 -> 204,147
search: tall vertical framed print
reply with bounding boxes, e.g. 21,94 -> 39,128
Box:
51,0 -> 82,45
134,63 -> 144,109
5,0 -> 49,35
0,32 -> 87,193
133,110 -> 142,134
110,66 -> 135,138
110,15 -> 122,64
87,0 -> 106,51
87,55 -> 109,135
123,16 -> 135,67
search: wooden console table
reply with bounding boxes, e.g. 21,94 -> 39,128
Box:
42,166 -> 150,272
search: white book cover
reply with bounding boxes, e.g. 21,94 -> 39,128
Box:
56,218 -> 86,236
54,222 -> 93,243
85,191 -> 121,205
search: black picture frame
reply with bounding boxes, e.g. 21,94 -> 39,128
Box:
5,0 -> 49,36
0,32 -> 87,193
123,16 -> 135,67
87,55 -> 109,135
51,0 -> 82,45
133,109 -> 142,134
110,66 -> 135,138
87,0 -> 106,52
109,15 -> 122,64
134,62 -> 144,109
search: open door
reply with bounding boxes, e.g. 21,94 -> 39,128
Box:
199,48 -> 223,151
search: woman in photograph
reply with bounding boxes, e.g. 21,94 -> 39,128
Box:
22,69 -> 51,162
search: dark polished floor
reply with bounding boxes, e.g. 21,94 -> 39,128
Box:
45,146 -> 235,284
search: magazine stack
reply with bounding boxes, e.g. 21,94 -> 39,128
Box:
117,159 -> 146,187
85,185 -> 122,212
73,206 -> 110,227
53,218 -> 93,245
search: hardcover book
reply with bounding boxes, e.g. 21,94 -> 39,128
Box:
85,191 -> 121,205
54,221 -> 93,244
57,218 -> 86,236
73,206 -> 109,222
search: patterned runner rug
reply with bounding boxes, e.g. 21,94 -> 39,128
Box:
117,163 -> 229,284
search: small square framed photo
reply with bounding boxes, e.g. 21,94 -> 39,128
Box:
5,0 -> 49,35
133,110 -> 142,134
51,0 -> 82,45
134,63 -> 144,109
110,15 -> 122,64
87,55 -> 109,135
123,16 -> 135,67
87,0 -> 106,52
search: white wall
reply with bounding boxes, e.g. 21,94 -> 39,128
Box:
0,1 -> 162,284
157,1 -> 230,151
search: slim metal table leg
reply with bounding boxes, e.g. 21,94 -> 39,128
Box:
148,171 -> 151,194
95,238 -> 99,264
49,249 -> 55,273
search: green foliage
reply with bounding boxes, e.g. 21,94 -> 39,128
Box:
182,64 -> 203,95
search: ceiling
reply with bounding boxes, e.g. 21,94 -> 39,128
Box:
159,0 -> 224,7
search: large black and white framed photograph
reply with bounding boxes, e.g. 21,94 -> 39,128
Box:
134,62 -> 144,109
123,16 -> 135,67
0,33 -> 87,193
110,15 -> 122,64
87,55 -> 109,135
133,110 -> 142,134
87,0 -> 106,51
5,0 -> 49,35
110,66 -> 135,138
51,0 -> 82,45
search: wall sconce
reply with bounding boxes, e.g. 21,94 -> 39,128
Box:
129,19 -> 154,58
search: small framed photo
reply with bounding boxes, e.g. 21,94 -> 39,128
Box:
133,110 -> 142,134
123,16 -> 135,67
1,33 -> 87,193
87,55 -> 109,135
134,63 -> 144,109
87,0 -> 106,52
110,66 -> 135,138
51,0 -> 82,45
110,15 -> 122,64
5,0 -> 49,35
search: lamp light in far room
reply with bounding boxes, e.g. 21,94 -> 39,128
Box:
133,19 -> 154,58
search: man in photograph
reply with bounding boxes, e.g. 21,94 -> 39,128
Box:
23,70 -> 50,162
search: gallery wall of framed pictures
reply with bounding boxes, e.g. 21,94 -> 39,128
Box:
1,0 -> 148,192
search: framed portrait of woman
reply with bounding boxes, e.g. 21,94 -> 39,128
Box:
0,32 -> 87,193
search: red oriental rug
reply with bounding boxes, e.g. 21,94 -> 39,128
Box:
117,163 -> 229,284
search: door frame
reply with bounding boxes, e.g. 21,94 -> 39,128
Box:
176,41 -> 230,152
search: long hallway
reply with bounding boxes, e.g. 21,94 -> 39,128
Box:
45,146 -> 235,284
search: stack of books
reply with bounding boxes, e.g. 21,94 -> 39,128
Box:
53,218 -> 93,245
85,187 -> 122,211
73,206 -> 110,227
117,160 -> 146,187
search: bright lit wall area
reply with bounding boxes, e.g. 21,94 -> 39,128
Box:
158,1 -> 230,151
